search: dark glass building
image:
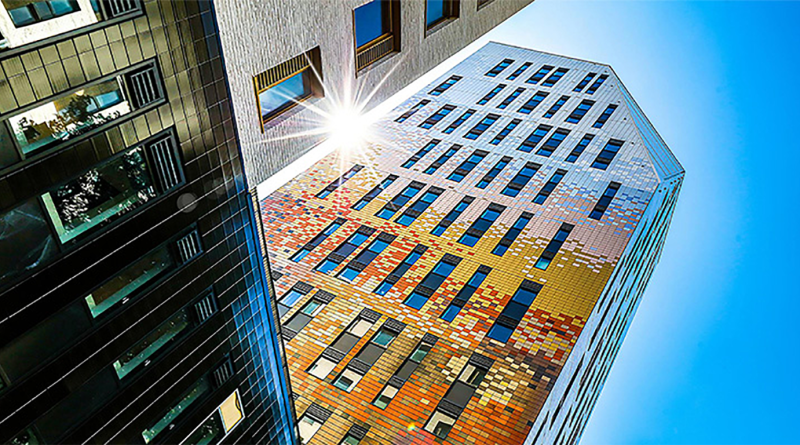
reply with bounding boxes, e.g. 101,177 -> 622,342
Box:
0,0 -> 295,443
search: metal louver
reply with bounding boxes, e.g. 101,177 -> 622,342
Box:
103,0 -> 141,18
176,231 -> 201,263
127,64 -> 162,108
194,293 -> 218,322
213,359 -> 234,387
147,135 -> 181,191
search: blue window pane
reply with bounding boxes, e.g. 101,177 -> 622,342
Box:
375,282 -> 392,296
513,288 -> 538,305
282,290 -> 304,307
441,305 -> 461,322
460,233 -> 479,247
431,226 -> 446,236
396,214 -> 415,226
339,267 -> 360,282
426,0 -> 445,26
354,0 -> 388,47
316,260 -> 338,274
492,244 -> 508,256
405,292 -> 429,310
534,257 -> 550,270
292,248 -> 311,262
487,324 -> 513,343
259,72 -> 309,120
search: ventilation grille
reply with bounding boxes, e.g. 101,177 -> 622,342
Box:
194,293 -> 218,322
104,0 -> 140,18
213,359 -> 235,387
147,135 -> 181,191
127,65 -> 162,108
176,231 -> 201,263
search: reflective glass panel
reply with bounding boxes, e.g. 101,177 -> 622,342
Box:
259,71 -> 310,121
114,307 -> 191,379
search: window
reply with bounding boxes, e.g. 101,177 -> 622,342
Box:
534,223 -> 574,270
352,175 -> 397,210
591,139 -> 623,170
486,281 -> 541,342
573,72 -> 597,92
501,162 -> 540,197
431,196 -> 473,236
374,335 -> 438,409
485,59 -> 514,77
316,164 -> 364,199
425,354 -> 493,439
458,203 -> 505,246
490,119 -> 520,145
476,156 -> 511,189
423,144 -> 460,174
337,233 -> 395,281
315,226 -> 376,273
440,266 -> 490,321
477,84 -> 505,105
429,75 -> 461,96
396,187 -> 443,226
142,375 -> 212,443
404,254 -> 461,309
518,124 -> 551,152
339,425 -> 370,445
426,0 -> 458,29
507,62 -> 532,80
565,133 -> 594,163
589,182 -> 621,220
402,139 -> 440,168
333,320 -> 404,391
536,128 -> 570,157
353,0 -> 400,71
374,245 -> 427,295
297,404 -> 332,444
565,99 -> 595,123
592,104 -> 617,128
526,65 -> 553,84
497,87 -> 524,109
255,48 -> 322,128
543,95 -> 569,119
518,91 -> 548,114
308,310 -> 379,379
279,282 -> 313,311
419,105 -> 456,129
283,291 -> 334,336
442,108 -> 474,134
492,213 -> 532,256
586,74 -> 609,95
541,67 -> 569,87
184,390 -> 245,443
464,113 -> 498,140
291,218 -> 346,261
447,150 -> 487,182
395,99 -> 430,122
0,199 -> 57,288
533,169 -> 567,205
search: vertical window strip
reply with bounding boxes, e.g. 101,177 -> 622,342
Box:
526,65 -> 554,84
337,233 -> 397,281
374,334 -> 439,409
586,74 -> 609,95
424,144 -> 461,174
534,223 -> 574,270
404,254 -> 461,309
487,280 -> 542,342
573,72 -> 597,92
316,165 -> 364,198
543,95 -> 569,118
589,182 -> 621,220
565,134 -> 594,163
447,150 -> 488,182
315,226 -> 376,273
541,67 -> 569,87
443,109 -> 475,134
464,114 -> 499,140
536,128 -> 570,157
396,187 -> 444,226
518,125 -> 552,153
592,104 -> 617,128
591,139 -> 623,170
486,59 -> 514,77
332,319 -> 406,392
352,175 -> 398,210
432,196 -> 474,236
476,156 -> 512,189
492,213 -> 532,256
490,119 -> 520,145
565,99 -> 595,123
501,162 -> 540,197
497,87 -> 525,109
291,218 -> 346,262
282,290 -> 336,340
477,84 -> 506,105
458,203 -> 506,247
395,100 -> 430,122
430,75 -> 462,95
402,139 -> 441,168
440,266 -> 491,322
507,62 -> 532,81
419,105 -> 456,129
376,181 -> 425,219
374,245 -> 428,296
518,91 -> 548,114
307,308 -> 381,379
533,169 -> 567,205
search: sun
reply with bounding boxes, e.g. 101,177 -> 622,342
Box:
324,103 -> 372,150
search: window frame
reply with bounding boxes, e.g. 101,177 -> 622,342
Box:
254,47 -> 323,130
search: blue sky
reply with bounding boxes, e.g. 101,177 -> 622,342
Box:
373,1 -> 798,443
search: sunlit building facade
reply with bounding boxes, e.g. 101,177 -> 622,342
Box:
260,42 -> 684,444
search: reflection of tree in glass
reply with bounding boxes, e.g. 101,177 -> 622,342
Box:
53,94 -> 122,139
17,117 -> 41,141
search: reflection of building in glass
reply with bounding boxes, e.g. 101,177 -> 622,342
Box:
261,42 -> 684,444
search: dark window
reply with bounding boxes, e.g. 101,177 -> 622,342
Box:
565,134 -> 594,163
518,91 -> 548,114
396,188 -> 444,226
543,95 -> 569,118
141,374 -> 214,443
284,295 -> 330,335
458,203 -> 505,247
586,74 -> 608,95
533,169 -> 567,205
541,67 -> 569,87
526,65 -> 554,84
476,156 -> 511,189
352,175 -> 397,210
425,355 -> 494,439
536,128 -> 570,157
565,99 -> 595,124
518,124 -> 551,153
404,255 -> 461,309
315,226 -> 375,273
333,321 -> 404,392
420,105 -> 456,129
486,59 -> 514,77
501,162 -> 540,197
432,196 -> 473,236
464,114 -> 499,140
497,87 -> 525,109
376,182 -> 424,219
423,144 -> 460,174
426,0 -> 458,28
477,84 -> 506,105
441,266 -> 490,321
447,150 -> 488,182
308,315 -> 378,380
0,199 -> 57,289
291,218 -> 346,262
591,139 -> 623,170
429,75 -> 462,96
589,182 -> 621,220
592,104 -> 617,128
316,165 -> 363,199
487,281 -> 542,342
507,62 -> 532,80
402,139 -> 440,168
492,213 -> 532,256
5,0 -> 80,26
374,336 -> 438,409
573,72 -> 597,92
338,233 -> 396,281
534,223 -> 574,270
490,119 -> 520,145
395,100 -> 430,122
374,245 -> 427,295
442,109 -> 474,134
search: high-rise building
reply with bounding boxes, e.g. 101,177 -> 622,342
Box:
259,42 -> 683,444
0,0 -> 294,444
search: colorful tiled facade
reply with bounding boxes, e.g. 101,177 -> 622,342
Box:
260,42 -> 684,445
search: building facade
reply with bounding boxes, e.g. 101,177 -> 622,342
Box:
260,42 -> 683,444
0,0 -> 294,444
